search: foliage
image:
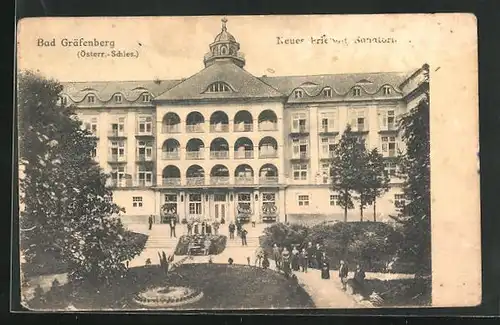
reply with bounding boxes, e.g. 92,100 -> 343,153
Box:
157,251 -> 174,275
174,235 -> 227,255
329,125 -> 366,221
260,223 -> 309,257
394,64 -> 431,275
18,71 -> 143,288
362,149 -> 390,221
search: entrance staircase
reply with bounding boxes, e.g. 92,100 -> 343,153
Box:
144,225 -> 180,249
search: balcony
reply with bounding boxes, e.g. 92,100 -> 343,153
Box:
136,154 -> 153,162
235,176 -> 254,185
210,124 -> 229,133
162,178 -> 181,187
379,123 -> 398,132
108,155 -> 127,163
320,152 -> 335,160
186,177 -> 205,186
258,124 -> 278,132
186,151 -> 204,160
351,125 -> 369,133
291,152 -> 309,160
259,151 -> 278,159
162,151 -> 180,160
290,125 -> 309,134
136,128 -> 154,137
162,125 -> 181,134
210,176 -> 230,185
109,179 -> 153,188
186,124 -> 204,133
234,123 -> 253,132
108,130 -> 127,138
259,176 -> 279,184
210,151 -> 229,160
319,126 -> 338,134
234,151 -> 254,159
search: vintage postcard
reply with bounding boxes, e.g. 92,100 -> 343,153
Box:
15,14 -> 480,311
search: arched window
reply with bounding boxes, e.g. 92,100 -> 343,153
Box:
205,82 -> 232,93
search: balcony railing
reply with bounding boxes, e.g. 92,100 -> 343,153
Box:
162,178 -> 181,186
162,125 -> 181,133
210,151 -> 229,160
136,154 -> 153,162
108,130 -> 126,137
162,151 -> 180,160
235,176 -> 254,185
259,176 -> 279,184
352,125 -> 368,132
109,179 -> 153,188
321,152 -> 335,159
234,123 -> 253,132
319,126 -> 337,133
136,127 -> 153,136
234,151 -> 254,159
291,152 -> 309,160
186,124 -> 204,133
210,124 -> 229,133
186,151 -> 204,160
210,176 -> 230,185
258,123 -> 278,131
259,151 -> 278,159
291,125 -> 309,133
108,155 -> 126,163
186,177 -> 205,186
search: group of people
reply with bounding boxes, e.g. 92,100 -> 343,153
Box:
186,219 -> 220,237
268,242 -> 366,292
228,220 -> 249,246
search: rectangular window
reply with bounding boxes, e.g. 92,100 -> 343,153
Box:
321,163 -> 332,184
114,94 -> 122,103
291,112 -> 307,132
320,112 -> 335,132
381,136 -> 397,157
383,86 -> 392,95
111,117 -> 126,135
350,110 -> 366,131
165,194 -> 177,202
293,163 -> 308,180
111,166 -> 126,186
353,88 -> 361,96
292,137 -> 308,159
394,194 -> 406,208
294,89 -> 303,98
384,161 -> 398,176
321,136 -> 335,158
91,147 -> 97,158
188,193 -> 202,215
214,194 -> 226,202
110,140 -> 126,159
87,95 -> 95,103
298,195 -> 309,206
137,165 -> 153,186
142,94 -> 151,102
138,116 -> 153,134
330,194 -> 340,206
387,110 -> 395,129
137,140 -> 153,160
323,88 -> 332,97
132,196 -> 143,208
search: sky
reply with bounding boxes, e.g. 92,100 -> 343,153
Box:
14,14 -> 471,82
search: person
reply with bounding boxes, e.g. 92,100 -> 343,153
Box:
339,260 -> 349,291
236,220 -> 242,237
254,247 -> 264,267
353,264 -> 366,295
272,243 -> 281,269
193,221 -> 199,235
281,247 -> 291,277
262,253 -> 270,270
315,243 -> 323,269
203,238 -> 211,255
169,217 -> 177,238
187,221 -> 193,236
228,257 -> 234,265
291,246 -> 300,271
213,221 -> 219,235
247,256 -> 251,265
251,215 -> 256,228
228,222 -> 235,239
306,242 -> 315,269
299,248 -> 308,273
241,227 -> 248,246
148,215 -> 153,230
320,252 -> 330,279
201,221 -> 206,235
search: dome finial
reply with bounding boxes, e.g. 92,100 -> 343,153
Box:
221,17 -> 228,31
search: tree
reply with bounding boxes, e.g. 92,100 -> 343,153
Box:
364,149 -> 390,222
330,125 -> 367,222
18,71 -> 143,288
393,64 -> 431,275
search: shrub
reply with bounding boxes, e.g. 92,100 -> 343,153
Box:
260,223 -> 309,257
174,235 -> 227,255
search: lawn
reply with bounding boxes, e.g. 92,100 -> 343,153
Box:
22,231 -> 148,278
362,276 -> 431,306
26,263 -> 315,310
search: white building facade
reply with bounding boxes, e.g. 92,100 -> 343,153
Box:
61,19 -> 428,224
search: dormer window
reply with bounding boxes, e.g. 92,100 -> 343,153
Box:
323,88 -> 332,97
60,95 -> 68,106
142,94 -> 151,102
114,94 -> 122,103
87,94 -> 96,103
352,87 -> 361,96
383,86 -> 392,95
294,89 -> 304,99
206,82 -> 232,93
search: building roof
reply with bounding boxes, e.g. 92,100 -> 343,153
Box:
154,60 -> 284,101
61,79 -> 181,103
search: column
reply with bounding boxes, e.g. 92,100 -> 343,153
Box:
308,105 -> 320,180
368,104 -> 379,150
154,190 -> 161,222
278,188 -> 286,223
179,191 -> 186,220
254,190 -> 261,222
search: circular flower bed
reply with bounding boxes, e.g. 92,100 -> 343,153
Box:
133,286 -> 203,308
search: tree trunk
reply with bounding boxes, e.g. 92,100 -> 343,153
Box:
344,191 -> 348,222
360,204 -> 364,222
373,197 -> 377,222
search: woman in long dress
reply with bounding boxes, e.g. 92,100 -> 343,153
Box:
281,247 -> 291,276
291,246 -> 300,271
320,252 -> 330,279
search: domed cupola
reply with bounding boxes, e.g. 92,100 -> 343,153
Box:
203,17 -> 246,68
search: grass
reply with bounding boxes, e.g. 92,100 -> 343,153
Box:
174,235 -> 227,255
22,231 -> 148,278
26,263 -> 315,310
362,276 -> 431,306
